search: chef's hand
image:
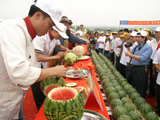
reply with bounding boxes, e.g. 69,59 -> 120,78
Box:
54,65 -> 65,77
65,48 -> 70,53
56,52 -> 66,59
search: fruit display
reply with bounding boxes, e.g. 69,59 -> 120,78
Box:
44,87 -> 84,120
90,50 -> 155,119
73,45 -> 85,58
64,52 -> 77,66
40,76 -> 65,96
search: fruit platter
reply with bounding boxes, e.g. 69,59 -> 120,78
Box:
64,68 -> 92,78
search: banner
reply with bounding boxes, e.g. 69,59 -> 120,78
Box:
83,28 -> 87,35
120,20 -> 160,25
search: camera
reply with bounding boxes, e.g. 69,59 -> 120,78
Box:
125,42 -> 132,47
89,37 -> 97,44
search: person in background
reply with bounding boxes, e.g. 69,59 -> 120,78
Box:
129,30 -> 132,34
95,33 -> 100,54
119,32 -> 130,78
126,31 -> 138,84
32,25 -> 69,110
0,0 -> 65,119
89,33 -> 97,50
76,24 -> 84,38
110,32 -> 117,64
103,33 -> 111,59
148,27 -> 160,98
125,31 -> 152,99
98,31 -> 106,54
107,29 -> 113,40
124,28 -> 129,33
114,30 -> 123,71
153,42 -> 160,116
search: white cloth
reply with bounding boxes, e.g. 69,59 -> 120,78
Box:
120,42 -> 127,66
76,30 -> 83,37
153,48 -> 160,85
33,33 -> 60,68
98,36 -> 106,49
114,37 -> 122,57
126,42 -> 138,63
149,39 -> 160,59
0,18 -> 41,119
104,41 -> 110,51
147,40 -> 151,45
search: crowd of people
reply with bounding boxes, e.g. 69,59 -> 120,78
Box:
88,27 -> 160,116
0,0 -> 160,119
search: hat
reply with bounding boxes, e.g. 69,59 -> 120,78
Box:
134,28 -> 140,32
145,31 -> 149,36
137,30 -> 147,37
34,0 -> 63,30
52,23 -> 68,39
105,33 -> 110,36
154,27 -> 160,32
120,32 -> 130,38
129,31 -> 137,36
101,31 -> 104,34
144,28 -> 150,32
60,16 -> 73,25
112,31 -> 117,34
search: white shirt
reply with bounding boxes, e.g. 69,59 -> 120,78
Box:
147,40 -> 151,45
0,18 -> 41,119
104,41 -> 110,51
153,48 -> 160,85
114,37 -> 122,57
98,36 -> 106,49
120,42 -> 128,66
76,30 -> 83,37
33,33 -> 60,68
126,42 -> 138,63
149,39 -> 160,59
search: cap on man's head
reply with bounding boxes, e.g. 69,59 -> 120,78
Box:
134,28 -> 140,32
101,31 -> 104,34
52,23 -> 68,39
129,31 -> 137,36
120,32 -> 130,38
60,16 -> 73,25
144,28 -> 150,32
105,33 -> 110,36
154,27 -> 160,32
34,0 -> 63,30
112,31 -> 117,35
137,31 -> 147,37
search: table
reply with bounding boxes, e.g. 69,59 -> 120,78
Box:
34,45 -> 110,120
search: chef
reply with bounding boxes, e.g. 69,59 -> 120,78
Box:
0,0 -> 65,119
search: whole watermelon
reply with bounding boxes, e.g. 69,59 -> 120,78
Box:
113,106 -> 127,119
44,87 -> 84,120
128,110 -> 141,120
117,114 -> 132,120
40,76 -> 65,96
145,112 -> 159,120
134,97 -> 147,109
64,52 -> 77,66
139,103 -> 153,117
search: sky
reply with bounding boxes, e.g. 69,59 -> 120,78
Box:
0,0 -> 160,28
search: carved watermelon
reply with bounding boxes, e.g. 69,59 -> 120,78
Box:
44,87 -> 84,120
40,76 -> 65,96
64,53 -> 77,66
73,45 -> 85,56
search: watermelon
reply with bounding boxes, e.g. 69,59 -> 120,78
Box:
123,103 -> 135,112
124,84 -> 133,93
127,88 -> 137,97
104,87 -> 116,97
117,91 -> 126,99
111,99 -> 123,110
134,97 -> 147,109
139,103 -> 153,117
108,93 -> 120,103
130,92 -> 141,103
115,86 -> 123,92
73,45 -> 85,56
40,76 -> 65,96
117,114 -> 132,120
121,97 -> 131,105
128,110 -> 141,120
121,81 -> 128,88
113,106 -> 127,119
64,53 -> 77,66
145,112 -> 159,120
75,86 -> 84,92
44,87 -> 84,120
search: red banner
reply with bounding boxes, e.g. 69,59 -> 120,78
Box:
128,20 -> 160,25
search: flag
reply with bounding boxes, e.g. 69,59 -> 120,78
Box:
83,28 -> 87,35
120,20 -> 160,25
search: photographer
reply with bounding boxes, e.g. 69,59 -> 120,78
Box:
125,31 -> 152,99
126,31 -> 138,84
